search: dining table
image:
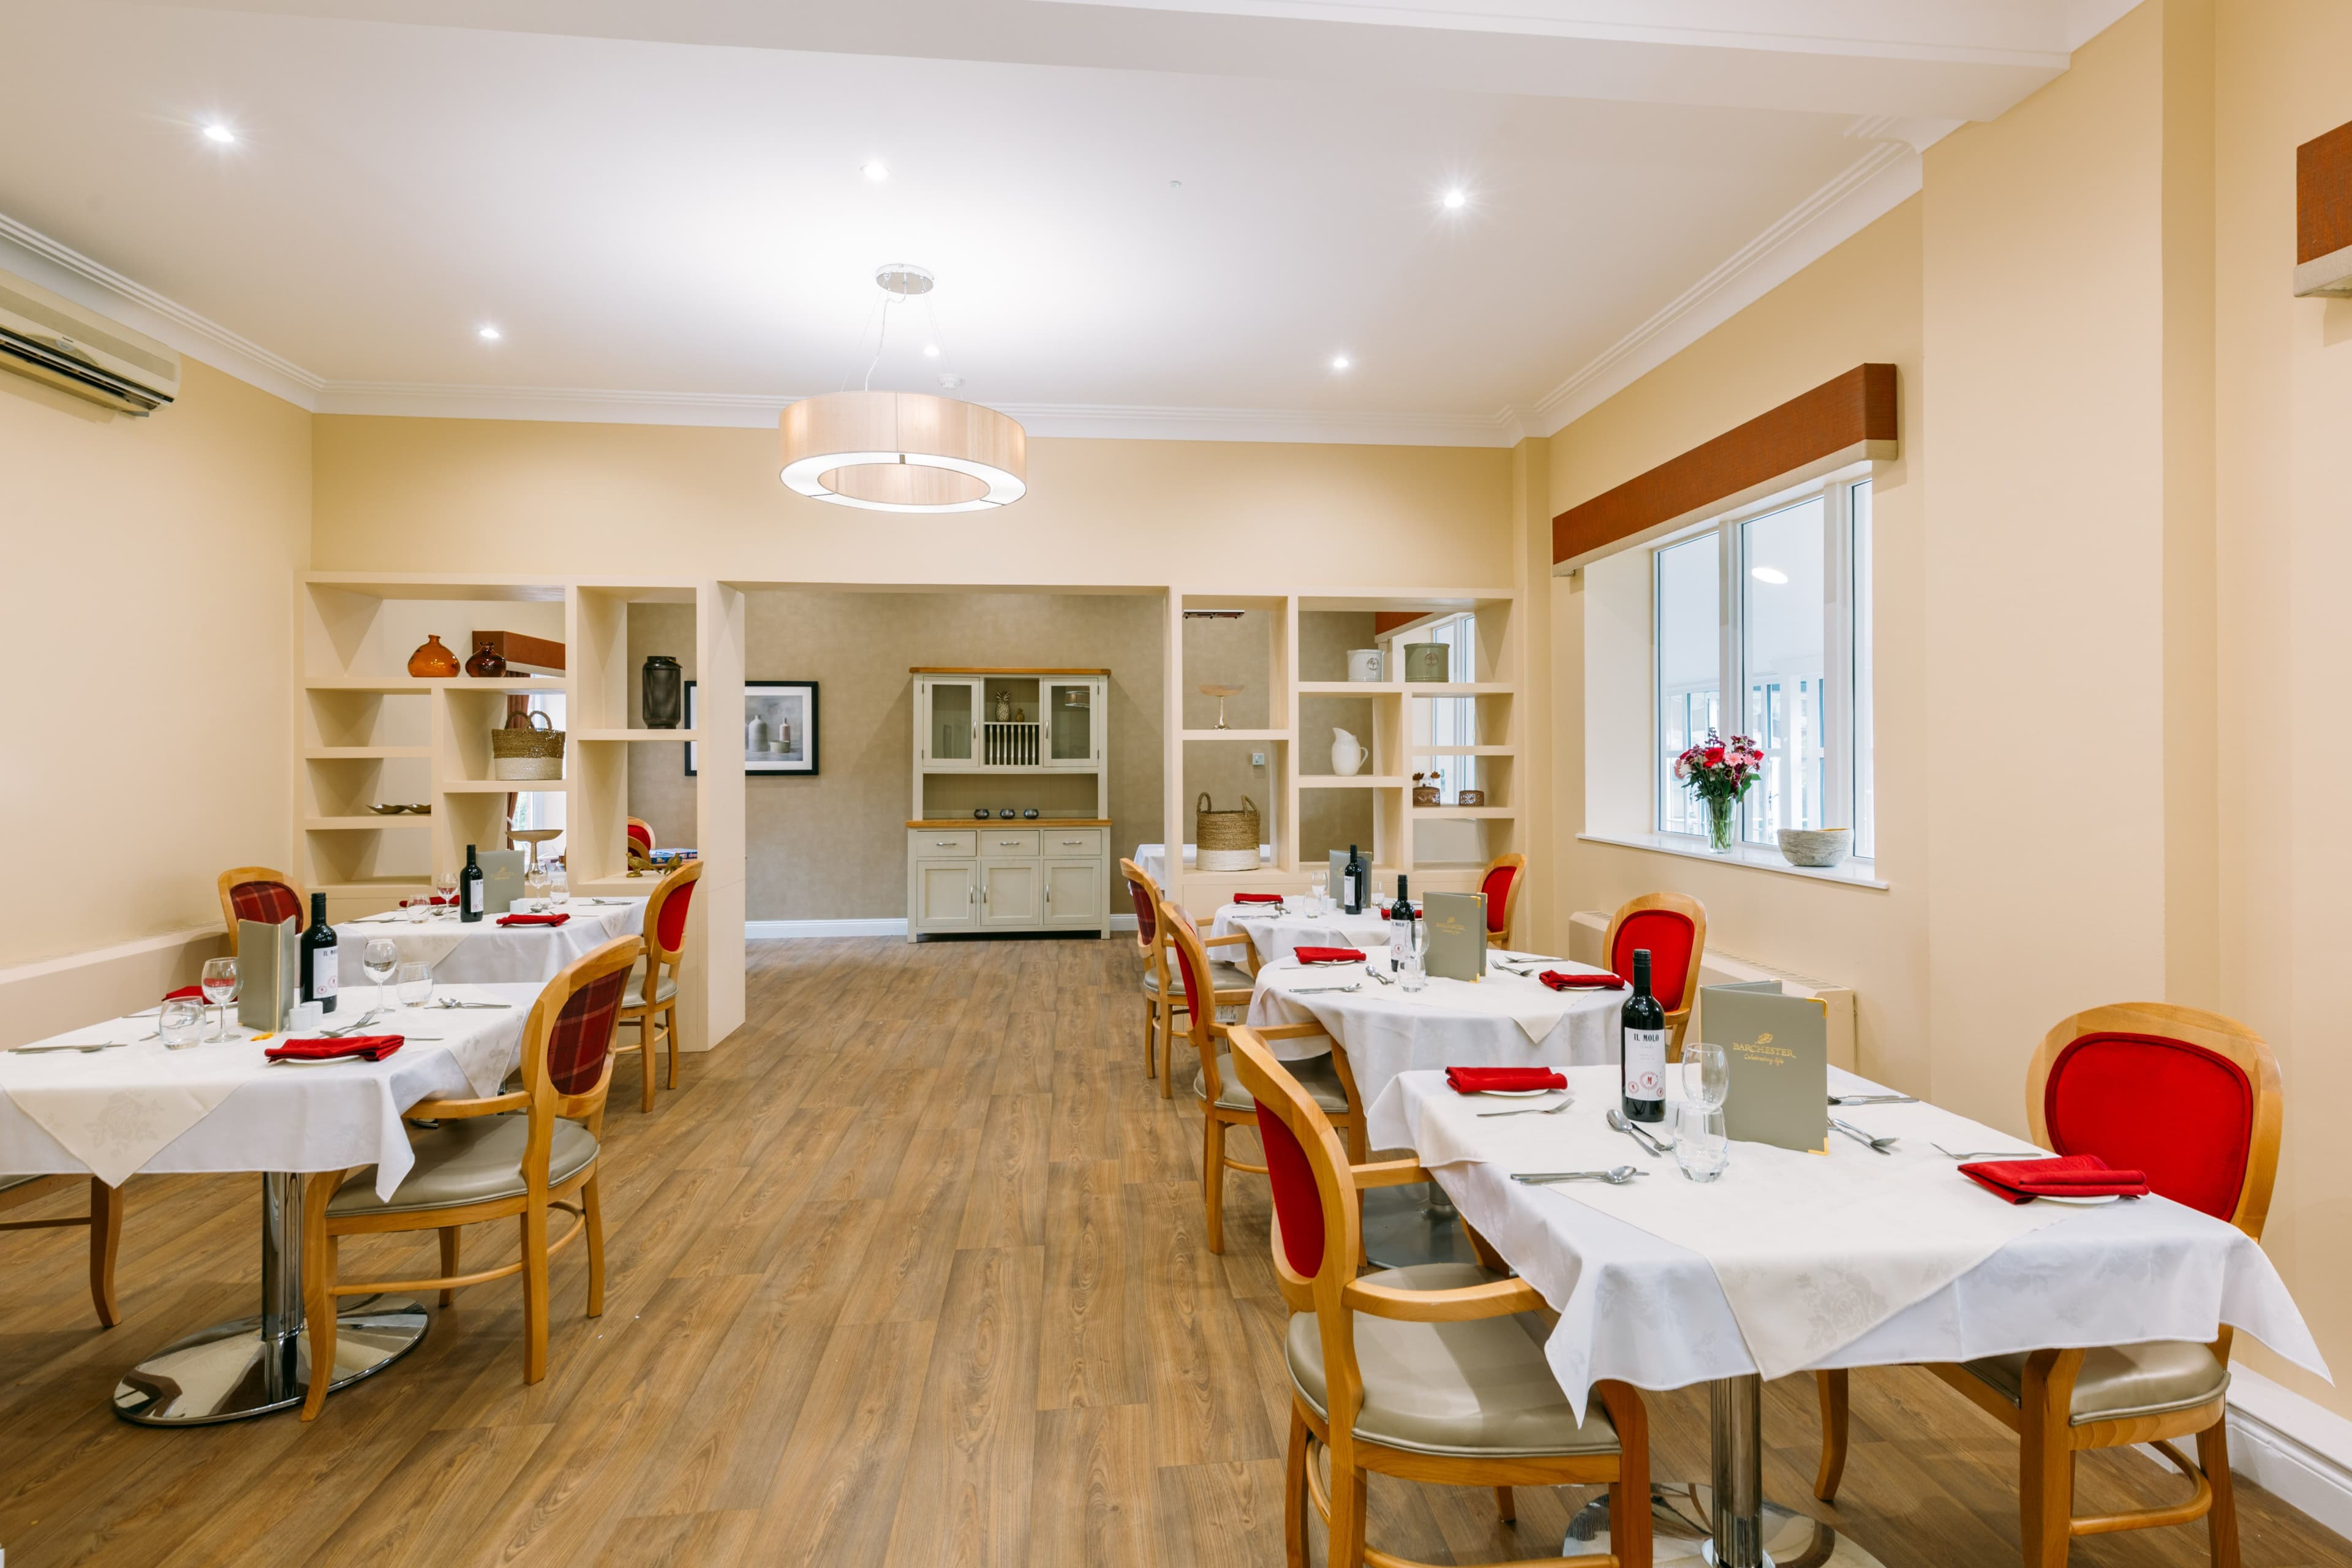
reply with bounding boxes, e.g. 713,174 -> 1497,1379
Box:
1248,951 -> 1625,1266
1209,897 -> 1397,965
0,982 -> 536,1425
1364,1063 -> 2329,1567
333,897 -> 644,987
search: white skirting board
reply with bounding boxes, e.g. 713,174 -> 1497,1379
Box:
749,915 -> 1139,940
0,926 -> 225,1050
2203,1363 -> 2352,1542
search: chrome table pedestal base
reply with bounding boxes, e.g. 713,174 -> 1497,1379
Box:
1566,1374 -> 1883,1568
1359,1182 -> 1475,1268
111,1172 -> 429,1425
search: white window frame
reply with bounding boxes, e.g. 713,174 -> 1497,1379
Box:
1652,470 -> 1873,859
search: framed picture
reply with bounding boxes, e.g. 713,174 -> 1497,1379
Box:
685,680 -> 819,776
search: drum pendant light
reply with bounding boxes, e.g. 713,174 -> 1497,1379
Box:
778,265 -> 1027,513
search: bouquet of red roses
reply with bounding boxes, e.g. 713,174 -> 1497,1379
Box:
1673,729 -> 1762,851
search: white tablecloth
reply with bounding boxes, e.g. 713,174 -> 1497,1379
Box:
1212,900 -> 1395,965
0,984 -> 534,1199
1247,957 -> 1625,1111
1133,842 -> 1275,891
333,899 -> 644,986
1367,1065 -> 2328,1410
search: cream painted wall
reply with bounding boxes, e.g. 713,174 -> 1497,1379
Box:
311,419 -> 1517,591
0,358 -> 311,968
2212,0 -> 2352,1415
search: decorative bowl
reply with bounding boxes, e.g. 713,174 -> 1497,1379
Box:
1022,808 -> 1039,820
1777,827 -> 1852,869
999,808 -> 1017,820
1456,790 -> 1485,807
973,808 -> 992,820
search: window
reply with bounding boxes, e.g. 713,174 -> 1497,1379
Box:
1403,611 -> 1477,800
510,692 -> 568,858
1652,477 -> 1874,856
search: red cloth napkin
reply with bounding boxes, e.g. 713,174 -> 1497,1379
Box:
1539,970 -> 1627,992
399,896 -> 452,908
497,912 -> 571,927
265,1035 -> 404,1063
1293,946 -> 1366,965
1233,892 -> 1284,904
163,984 -> 206,1001
1446,1066 -> 1568,1094
1960,1154 -> 2149,1204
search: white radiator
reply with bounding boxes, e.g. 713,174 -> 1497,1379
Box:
1567,910 -> 1856,1071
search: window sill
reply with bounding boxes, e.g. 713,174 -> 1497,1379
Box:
1576,831 -> 1889,891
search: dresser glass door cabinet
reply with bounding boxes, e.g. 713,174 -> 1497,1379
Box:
1046,680 -> 1098,767
921,677 -> 979,769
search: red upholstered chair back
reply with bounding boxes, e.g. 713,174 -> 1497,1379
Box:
626,818 -> 654,851
1118,858 -> 1163,954
1227,1025 -> 1351,1302
1162,903 -> 1210,1023
522,935 -> 642,1110
2028,1003 -> 2283,1238
1480,864 -> 1517,932
217,867 -> 305,956
1603,893 -> 1707,1019
646,860 -> 702,963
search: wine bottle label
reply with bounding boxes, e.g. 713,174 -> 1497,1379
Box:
467,881 -> 483,914
1623,1027 -> 1666,1100
312,953 -> 339,999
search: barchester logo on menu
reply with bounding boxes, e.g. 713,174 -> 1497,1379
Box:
1734,1030 -> 1798,1066
1428,912 -> 1469,936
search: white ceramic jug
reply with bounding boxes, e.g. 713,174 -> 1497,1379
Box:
1330,728 -> 1366,776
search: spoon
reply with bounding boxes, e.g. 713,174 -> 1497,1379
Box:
1289,983 -> 1361,995
1830,1093 -> 1918,1106
1513,1166 -> 1645,1185
1607,1108 -> 1672,1157
1478,1097 -> 1577,1119
1830,1117 -> 1898,1154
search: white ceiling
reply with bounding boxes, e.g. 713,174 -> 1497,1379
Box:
0,0 -> 2132,442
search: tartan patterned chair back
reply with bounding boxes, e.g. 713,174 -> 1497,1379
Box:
523,936 -> 642,1108
216,867 -> 305,956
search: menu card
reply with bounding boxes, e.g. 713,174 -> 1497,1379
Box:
1328,850 -> 1350,908
1701,981 -> 1828,1154
477,850 -> 526,914
1420,891 -> 1487,982
236,918 -> 299,1031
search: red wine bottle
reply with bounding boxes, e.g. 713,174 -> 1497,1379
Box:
301,892 -> 339,1015
1621,948 -> 1667,1123
459,843 -> 486,924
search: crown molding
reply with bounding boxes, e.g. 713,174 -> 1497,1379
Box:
0,213 -> 324,410
1520,130 -> 1941,439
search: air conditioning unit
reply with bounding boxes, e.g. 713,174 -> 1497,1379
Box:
0,264 -> 179,415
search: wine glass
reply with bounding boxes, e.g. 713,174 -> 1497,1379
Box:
522,864 -> 551,912
434,872 -> 459,916
200,957 -> 238,1041
362,938 -> 399,1014
548,864 -> 570,910
1681,1040 -> 1730,1110
393,961 -> 433,1011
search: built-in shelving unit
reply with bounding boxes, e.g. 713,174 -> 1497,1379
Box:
292,571 -> 747,1052
1159,587 -> 1525,916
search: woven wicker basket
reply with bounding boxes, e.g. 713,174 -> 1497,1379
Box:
491,710 -> 564,780
1195,792 -> 1261,872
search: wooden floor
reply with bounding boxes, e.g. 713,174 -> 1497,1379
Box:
0,936 -> 2344,1567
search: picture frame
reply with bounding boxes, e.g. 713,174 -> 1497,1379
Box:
686,680 -> 819,777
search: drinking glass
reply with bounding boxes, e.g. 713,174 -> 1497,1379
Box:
405,897 -> 431,924
548,865 -> 570,909
159,998 -> 206,1049
200,957 -> 238,1041
394,961 -> 433,1010
434,873 -> 459,915
1673,1101 -> 1730,1182
1398,922 -> 1430,993
363,938 -> 399,1012
1681,1040 -> 1730,1110
522,865 -> 551,911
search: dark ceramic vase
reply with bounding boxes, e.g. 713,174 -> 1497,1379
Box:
641,655 -> 684,729
466,639 -> 507,678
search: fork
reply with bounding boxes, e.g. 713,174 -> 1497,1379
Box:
1477,1097 -> 1575,1119
317,1009 -> 383,1038
1932,1144 -> 2050,1161
1289,982 -> 1362,995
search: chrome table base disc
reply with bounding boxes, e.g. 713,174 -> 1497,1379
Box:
112,1294 -> 428,1425
1359,1182 -> 1476,1269
1564,1483 -> 1885,1568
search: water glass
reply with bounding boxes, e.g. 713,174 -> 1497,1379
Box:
1307,872 -> 1328,914
363,938 -> 399,1011
1398,922 -> 1430,993
393,961 -> 433,1010
291,1000 -> 325,1035
548,865 -> 569,909
200,957 -> 238,1042
159,998 -> 206,1049
1681,1040 -> 1730,1110
405,897 -> 431,924
1672,1101 -> 1730,1182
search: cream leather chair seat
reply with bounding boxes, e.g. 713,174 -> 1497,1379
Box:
624,962 -> 677,1009
1144,959 -> 1250,995
1198,1050 -> 1349,1115
1287,1262 -> 1622,1459
328,1116 -> 599,1216
1964,1341 -> 2228,1424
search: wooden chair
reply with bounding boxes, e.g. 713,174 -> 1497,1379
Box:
216,866 -> 306,956
0,1175 -> 124,1327
1599,892 -> 1707,1050
1226,1023 -> 1652,1568
626,817 -> 655,854
618,859 -> 701,1111
296,934 -> 640,1420
1164,903 -> 1362,1255
1480,851 -> 1527,950
1119,858 -> 1178,1088
1812,1002 -> 2278,1568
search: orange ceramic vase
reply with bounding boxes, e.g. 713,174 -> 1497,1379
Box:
407,635 -> 460,677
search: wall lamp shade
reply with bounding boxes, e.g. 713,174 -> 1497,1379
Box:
778,390 -> 1027,512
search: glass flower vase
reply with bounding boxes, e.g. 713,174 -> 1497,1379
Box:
1703,796 -> 1740,854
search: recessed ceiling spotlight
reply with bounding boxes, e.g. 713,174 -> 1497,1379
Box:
1330,354 -> 1352,372
202,122 -> 237,145
1751,565 -> 1787,584
1442,188 -> 1467,209
477,325 -> 502,342
862,160 -> 889,182
924,343 -> 940,358
1169,179 -> 1183,190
